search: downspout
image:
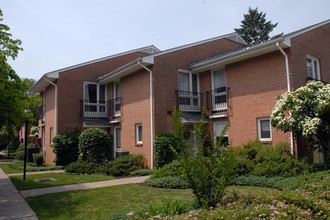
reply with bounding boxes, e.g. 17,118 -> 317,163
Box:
138,61 -> 154,169
276,42 -> 294,155
44,77 -> 57,137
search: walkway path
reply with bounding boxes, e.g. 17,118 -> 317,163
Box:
7,170 -> 64,176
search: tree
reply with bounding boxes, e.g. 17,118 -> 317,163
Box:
169,107 -> 234,209
271,81 -> 330,166
235,7 -> 283,45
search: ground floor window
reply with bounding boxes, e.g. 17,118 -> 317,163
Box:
213,121 -> 228,145
257,117 -> 272,141
136,123 -> 142,144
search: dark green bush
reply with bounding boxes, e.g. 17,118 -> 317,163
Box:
232,140 -> 313,177
79,128 -> 113,163
144,176 -> 189,189
32,153 -> 44,167
151,160 -> 183,179
15,151 -> 24,160
130,169 -> 154,176
52,131 -> 80,166
64,160 -> 100,174
154,134 -> 178,168
101,154 -> 146,176
27,143 -> 37,148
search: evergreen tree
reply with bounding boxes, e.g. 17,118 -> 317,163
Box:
235,7 -> 282,45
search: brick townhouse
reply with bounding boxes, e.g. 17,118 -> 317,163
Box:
31,19 -> 329,167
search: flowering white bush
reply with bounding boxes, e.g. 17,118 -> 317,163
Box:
271,81 -> 329,159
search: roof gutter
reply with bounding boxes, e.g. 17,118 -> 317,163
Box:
43,77 -> 57,137
138,61 -> 154,169
276,42 -> 294,155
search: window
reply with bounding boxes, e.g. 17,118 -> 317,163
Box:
212,69 -> 227,111
136,123 -> 142,144
178,70 -> 200,111
114,127 -> 121,157
83,82 -> 107,117
214,121 -> 228,145
257,118 -> 272,141
50,127 -> 53,144
306,55 -> 320,80
114,81 -> 121,116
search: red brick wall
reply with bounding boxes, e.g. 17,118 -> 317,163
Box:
153,38 -> 244,135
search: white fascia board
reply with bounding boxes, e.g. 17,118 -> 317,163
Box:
192,38 -> 289,72
30,72 -> 59,93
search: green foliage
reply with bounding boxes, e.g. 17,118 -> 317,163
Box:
32,153 -> 44,167
232,140 -> 313,177
101,154 -> 146,177
0,125 -> 19,152
130,169 -> 154,176
144,176 -> 189,189
169,107 -> 235,209
154,134 -> 178,168
15,150 -> 24,160
30,126 -> 39,139
64,160 -> 100,174
52,131 -> 80,166
8,160 -> 63,171
234,7 -> 282,45
271,81 -> 330,166
27,143 -> 37,148
150,160 -> 183,179
79,128 -> 113,163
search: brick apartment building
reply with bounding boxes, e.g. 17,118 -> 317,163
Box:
31,19 -> 330,168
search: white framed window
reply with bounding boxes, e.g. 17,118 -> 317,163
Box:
306,54 -> 320,80
83,82 -> 107,117
136,123 -> 142,144
214,121 -> 229,144
50,127 -> 53,144
178,70 -> 200,111
257,117 -> 272,141
114,81 -> 121,116
211,69 -> 227,111
114,126 -> 121,157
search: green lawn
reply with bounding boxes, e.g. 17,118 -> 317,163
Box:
10,173 -> 115,190
0,163 -> 21,174
26,184 -> 277,220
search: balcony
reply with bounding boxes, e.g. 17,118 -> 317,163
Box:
206,87 -> 228,111
176,90 -> 203,112
38,105 -> 45,121
80,100 -> 107,118
108,97 -> 122,118
306,77 -> 328,84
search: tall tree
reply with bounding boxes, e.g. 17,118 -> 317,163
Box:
235,7 -> 282,46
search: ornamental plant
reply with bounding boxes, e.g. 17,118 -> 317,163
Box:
169,107 -> 234,209
271,81 -> 330,167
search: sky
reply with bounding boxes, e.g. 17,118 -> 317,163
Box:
2,0 -> 330,81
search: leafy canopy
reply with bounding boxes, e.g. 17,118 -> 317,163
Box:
271,81 -> 330,162
235,7 -> 282,45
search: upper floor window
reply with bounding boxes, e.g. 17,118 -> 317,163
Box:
114,81 -> 121,116
83,82 -> 107,117
177,70 -> 200,111
136,123 -> 142,144
307,54 -> 320,81
257,117 -> 272,141
212,69 -> 227,111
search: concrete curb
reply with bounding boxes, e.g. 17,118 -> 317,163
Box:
0,169 -> 38,220
20,175 -> 150,198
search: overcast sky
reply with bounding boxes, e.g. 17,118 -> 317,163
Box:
2,0 -> 330,81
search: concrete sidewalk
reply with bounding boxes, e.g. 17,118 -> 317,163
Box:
0,169 -> 38,220
21,175 -> 150,198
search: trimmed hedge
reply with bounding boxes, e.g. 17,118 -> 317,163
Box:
32,153 -> 44,167
154,134 -> 178,168
144,176 -> 189,189
101,154 -> 146,176
150,160 -> 182,179
64,160 -> 100,174
52,131 -> 80,166
130,169 -> 154,176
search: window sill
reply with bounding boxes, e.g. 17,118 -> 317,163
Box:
135,143 -> 143,147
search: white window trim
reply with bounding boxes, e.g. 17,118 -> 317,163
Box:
211,68 -> 227,111
50,127 -> 53,144
213,121 -> 228,142
114,126 -> 121,158
83,82 -> 108,117
113,81 -> 121,117
178,69 -> 200,112
136,123 -> 142,144
257,117 -> 272,141
306,54 -> 321,80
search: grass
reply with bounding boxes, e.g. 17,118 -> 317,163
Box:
0,163 -> 21,174
10,173 -> 115,190
26,183 -> 195,220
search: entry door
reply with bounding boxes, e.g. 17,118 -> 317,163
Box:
214,121 -> 228,144
114,127 -> 121,157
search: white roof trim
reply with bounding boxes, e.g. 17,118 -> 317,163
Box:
209,113 -> 227,119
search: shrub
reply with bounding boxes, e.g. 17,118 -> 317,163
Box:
27,143 -> 37,148
52,131 -> 80,166
150,160 -> 183,179
101,154 -> 146,176
15,150 -> 24,160
232,140 -> 313,177
16,143 -> 25,152
64,160 -> 100,174
130,169 -> 154,176
32,153 -> 44,167
154,134 -> 178,168
79,128 -> 113,163
144,176 -> 189,189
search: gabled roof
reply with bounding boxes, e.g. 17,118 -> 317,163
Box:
30,45 -> 160,93
97,33 -> 247,84
191,19 -> 330,72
